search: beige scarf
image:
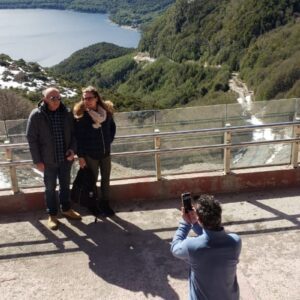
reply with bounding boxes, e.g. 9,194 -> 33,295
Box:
87,105 -> 107,128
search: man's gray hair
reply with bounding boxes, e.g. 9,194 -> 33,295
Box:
42,87 -> 60,97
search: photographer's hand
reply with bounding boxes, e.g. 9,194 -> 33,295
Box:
181,207 -> 198,225
189,209 -> 199,225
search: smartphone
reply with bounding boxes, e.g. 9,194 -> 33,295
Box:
181,192 -> 193,213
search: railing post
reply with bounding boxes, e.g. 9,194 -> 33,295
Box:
5,141 -> 19,194
224,123 -> 232,174
291,117 -> 300,168
154,129 -> 162,180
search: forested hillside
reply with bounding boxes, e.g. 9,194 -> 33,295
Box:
240,21 -> 300,100
140,0 -> 299,65
50,42 -> 235,110
51,43 -> 135,84
139,0 -> 300,101
0,0 -> 174,26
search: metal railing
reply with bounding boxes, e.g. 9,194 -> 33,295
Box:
1,120 -> 300,194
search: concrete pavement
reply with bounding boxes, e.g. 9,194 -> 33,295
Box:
0,187 -> 299,300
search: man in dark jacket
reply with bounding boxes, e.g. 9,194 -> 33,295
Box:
26,87 -> 81,230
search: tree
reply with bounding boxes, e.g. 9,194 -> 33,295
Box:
0,90 -> 34,120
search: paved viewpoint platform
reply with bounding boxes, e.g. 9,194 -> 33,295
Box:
0,187 -> 299,300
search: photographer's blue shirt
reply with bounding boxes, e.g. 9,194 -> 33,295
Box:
171,221 -> 241,300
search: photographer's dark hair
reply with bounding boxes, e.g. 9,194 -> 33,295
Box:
194,194 -> 222,229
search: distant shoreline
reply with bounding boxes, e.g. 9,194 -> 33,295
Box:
107,18 -> 140,32
0,6 -> 139,29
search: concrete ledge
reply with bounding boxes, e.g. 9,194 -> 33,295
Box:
0,188 -> 45,213
111,165 -> 300,201
1,165 -> 300,213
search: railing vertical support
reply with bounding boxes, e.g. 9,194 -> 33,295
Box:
5,142 -> 19,193
291,117 -> 300,168
154,129 -> 162,180
224,123 -> 232,174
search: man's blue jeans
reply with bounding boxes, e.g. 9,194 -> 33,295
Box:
43,161 -> 72,215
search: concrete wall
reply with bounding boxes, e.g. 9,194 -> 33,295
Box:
1,165 -> 300,214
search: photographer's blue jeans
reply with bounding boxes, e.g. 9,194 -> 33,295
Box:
44,161 -> 72,215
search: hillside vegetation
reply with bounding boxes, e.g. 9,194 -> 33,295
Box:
51,43 -> 135,84
117,57 -> 235,109
50,42 -> 236,110
0,0 -> 174,26
140,0 -> 300,66
0,89 -> 33,120
139,0 -> 300,101
240,20 -> 300,100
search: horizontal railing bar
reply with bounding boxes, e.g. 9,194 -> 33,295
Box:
0,143 -> 28,149
0,113 -> 290,134
231,162 -> 288,170
231,138 -> 300,148
0,133 -> 27,138
0,121 -> 299,150
0,160 -> 33,166
0,174 -> 159,191
112,138 -> 300,156
115,121 -> 300,139
1,138 -> 299,165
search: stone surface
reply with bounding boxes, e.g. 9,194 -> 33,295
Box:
0,187 -> 299,300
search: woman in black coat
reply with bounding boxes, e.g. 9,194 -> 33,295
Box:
73,86 -> 116,216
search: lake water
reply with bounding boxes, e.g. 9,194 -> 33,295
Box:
0,9 -> 141,67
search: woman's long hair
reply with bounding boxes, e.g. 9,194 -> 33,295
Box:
73,86 -> 114,119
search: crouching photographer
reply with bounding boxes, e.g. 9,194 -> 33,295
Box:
171,193 -> 242,300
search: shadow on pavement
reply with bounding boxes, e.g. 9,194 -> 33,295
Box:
58,214 -> 186,300
220,187 -> 300,235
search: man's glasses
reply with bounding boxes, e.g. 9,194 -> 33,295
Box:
49,96 -> 61,101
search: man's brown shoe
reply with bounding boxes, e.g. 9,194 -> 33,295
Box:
48,215 -> 59,230
62,209 -> 82,220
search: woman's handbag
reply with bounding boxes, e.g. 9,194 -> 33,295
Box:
71,167 -> 99,216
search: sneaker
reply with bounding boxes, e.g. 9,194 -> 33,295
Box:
48,215 -> 59,230
62,209 -> 82,220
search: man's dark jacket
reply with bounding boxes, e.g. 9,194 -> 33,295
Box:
26,101 -> 76,164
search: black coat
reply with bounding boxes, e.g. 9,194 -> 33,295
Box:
26,102 -> 76,164
74,111 -> 116,159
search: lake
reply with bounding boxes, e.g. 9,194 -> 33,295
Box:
0,9 -> 141,67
